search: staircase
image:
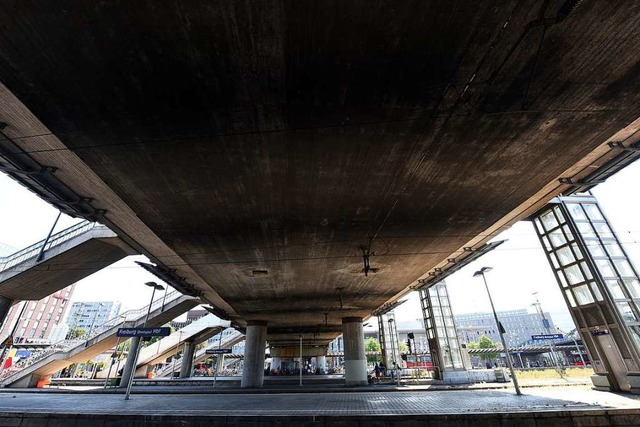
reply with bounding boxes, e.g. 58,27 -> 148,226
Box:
0,221 -> 135,301
0,289 -> 199,387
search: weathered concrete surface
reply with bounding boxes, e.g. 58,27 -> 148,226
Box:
0,226 -> 135,301
0,387 -> 638,425
1,1 -> 640,347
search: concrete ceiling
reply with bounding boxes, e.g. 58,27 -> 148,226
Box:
2,1 -> 640,346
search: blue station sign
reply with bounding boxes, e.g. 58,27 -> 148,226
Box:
116,327 -> 171,338
531,334 -> 564,341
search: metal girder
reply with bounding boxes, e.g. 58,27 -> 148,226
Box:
415,240 -> 506,290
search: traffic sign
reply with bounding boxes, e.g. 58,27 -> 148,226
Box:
116,327 -> 171,338
531,334 -> 563,341
591,329 -> 609,336
205,348 -> 232,355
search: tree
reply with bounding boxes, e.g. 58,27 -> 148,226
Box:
365,337 -> 381,363
365,337 -> 380,352
117,339 -> 132,352
468,335 -> 499,361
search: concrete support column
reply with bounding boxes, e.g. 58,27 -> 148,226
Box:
342,317 -> 367,386
241,320 -> 267,388
270,356 -> 281,372
118,337 -> 141,387
0,296 -> 13,329
317,355 -> 327,374
180,340 -> 195,378
216,355 -> 225,372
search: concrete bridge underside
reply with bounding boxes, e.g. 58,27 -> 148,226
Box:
1,1 -> 640,352
0,227 -> 135,302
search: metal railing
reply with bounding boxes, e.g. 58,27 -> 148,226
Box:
0,289 -> 183,385
0,221 -> 104,272
155,330 -> 242,378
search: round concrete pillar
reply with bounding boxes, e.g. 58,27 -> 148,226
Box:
241,320 -> 267,388
270,356 -> 281,372
216,354 -> 225,372
317,355 -> 327,374
342,317 -> 367,386
180,340 -> 196,378
119,337 -> 141,387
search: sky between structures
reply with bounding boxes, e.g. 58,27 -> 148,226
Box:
0,160 -> 639,332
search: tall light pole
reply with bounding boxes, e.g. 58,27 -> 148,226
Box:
473,267 -> 521,396
387,318 -> 400,386
531,293 -> 561,374
124,281 -> 165,400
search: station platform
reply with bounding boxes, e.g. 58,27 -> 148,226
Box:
0,385 -> 638,426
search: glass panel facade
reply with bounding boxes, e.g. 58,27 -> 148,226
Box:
606,280 -> 626,299
419,282 -> 465,371
583,203 -> 604,221
533,194 -> 640,375
574,284 -> 594,305
540,211 -> 559,231
378,312 -> 401,370
625,279 -> 640,299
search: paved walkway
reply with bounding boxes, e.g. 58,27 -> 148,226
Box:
0,386 -> 637,416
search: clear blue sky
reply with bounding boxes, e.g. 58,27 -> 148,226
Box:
1,161 -> 640,331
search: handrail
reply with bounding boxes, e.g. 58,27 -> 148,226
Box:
0,221 -> 104,272
0,289 -> 185,385
156,330 -> 241,377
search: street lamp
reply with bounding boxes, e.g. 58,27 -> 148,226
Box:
124,281 -> 165,400
531,293 -> 561,373
142,282 -> 165,327
473,267 -> 522,396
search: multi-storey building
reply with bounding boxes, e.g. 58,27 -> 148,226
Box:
0,285 -> 75,343
66,301 -> 121,334
455,309 -> 556,347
